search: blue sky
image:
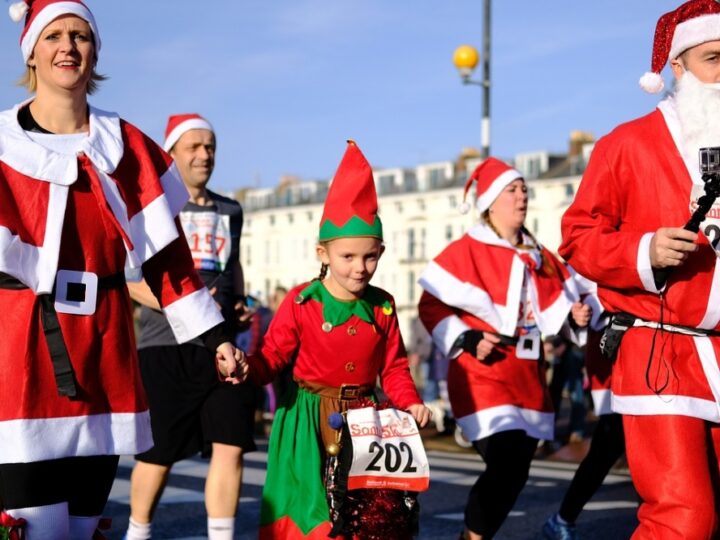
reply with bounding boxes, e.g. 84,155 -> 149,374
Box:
0,1 -> 681,192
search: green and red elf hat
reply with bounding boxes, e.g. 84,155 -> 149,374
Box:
318,140 -> 383,241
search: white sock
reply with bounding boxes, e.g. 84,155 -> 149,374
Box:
69,515 -> 100,539
207,516 -> 235,540
125,516 -> 152,540
6,502 -> 69,540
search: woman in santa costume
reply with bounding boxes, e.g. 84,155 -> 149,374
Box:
561,1 -> 720,537
417,157 -> 591,540
0,1 -> 244,539
245,141 -> 430,539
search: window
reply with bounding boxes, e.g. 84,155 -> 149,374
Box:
288,213 -> 294,224
532,217 -> 539,234
428,167 -> 444,189
408,229 -> 415,259
565,183 -> 575,198
527,187 -> 535,200
246,245 -> 251,266
269,215 -> 275,226
307,211 -> 313,222
264,241 -> 270,264
449,195 -> 457,208
417,199 -> 426,212
378,174 -> 395,195
445,225 -> 453,242
420,228 -> 427,260
408,271 -> 416,304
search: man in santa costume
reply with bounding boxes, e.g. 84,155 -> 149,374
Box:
561,1 -> 720,537
0,2 -> 243,539
125,114 -> 256,540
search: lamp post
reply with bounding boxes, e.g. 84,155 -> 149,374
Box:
453,0 -> 492,159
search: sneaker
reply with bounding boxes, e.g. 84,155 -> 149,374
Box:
542,513 -> 579,540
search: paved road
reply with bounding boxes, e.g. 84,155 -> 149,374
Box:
103,437 -> 638,539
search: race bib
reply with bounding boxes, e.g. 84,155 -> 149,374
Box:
346,407 -> 430,492
690,184 -> 720,254
179,211 -> 232,272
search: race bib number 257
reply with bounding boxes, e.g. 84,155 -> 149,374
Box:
346,407 -> 430,492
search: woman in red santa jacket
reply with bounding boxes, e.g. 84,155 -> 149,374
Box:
0,2 -> 243,539
418,157 -> 591,540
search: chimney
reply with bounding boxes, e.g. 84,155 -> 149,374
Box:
569,131 -> 594,157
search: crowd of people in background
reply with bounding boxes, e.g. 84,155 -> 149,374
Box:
3,0 -> 720,539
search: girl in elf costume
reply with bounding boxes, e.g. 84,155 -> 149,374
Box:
244,141 -> 431,539
418,157 -> 592,540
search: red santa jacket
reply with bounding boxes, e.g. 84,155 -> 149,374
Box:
560,97 -> 720,420
248,282 -> 421,411
0,103 -> 222,464
418,223 -> 581,442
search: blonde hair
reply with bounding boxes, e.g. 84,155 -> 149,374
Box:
18,64 -> 107,95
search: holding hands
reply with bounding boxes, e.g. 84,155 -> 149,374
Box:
407,403 -> 432,428
215,342 -> 248,384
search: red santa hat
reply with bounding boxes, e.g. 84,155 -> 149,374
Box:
318,140 -> 383,241
163,113 -> 214,152
460,157 -> 523,215
9,0 -> 100,63
640,0 -> 720,93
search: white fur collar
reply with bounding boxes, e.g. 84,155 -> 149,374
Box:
0,100 -> 124,185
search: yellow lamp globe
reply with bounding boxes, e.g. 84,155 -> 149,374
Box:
453,45 -> 479,73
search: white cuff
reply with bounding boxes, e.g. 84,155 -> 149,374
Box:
431,315 -> 471,358
637,232 -> 665,294
164,288 -> 224,343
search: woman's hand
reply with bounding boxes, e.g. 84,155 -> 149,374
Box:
215,342 -> 248,384
570,302 -> 592,328
407,403 -> 432,428
476,333 -> 501,362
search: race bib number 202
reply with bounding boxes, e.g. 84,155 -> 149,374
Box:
346,407 -> 430,492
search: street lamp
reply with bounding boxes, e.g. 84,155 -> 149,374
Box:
452,0 -> 492,159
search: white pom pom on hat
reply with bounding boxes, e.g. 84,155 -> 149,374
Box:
8,1 -> 29,23
640,0 -> 720,94
639,71 -> 665,94
461,157 -> 523,215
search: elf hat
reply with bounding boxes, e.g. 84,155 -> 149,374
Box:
9,0 -> 100,64
319,140 -> 383,241
163,113 -> 214,152
459,157 -> 523,215
640,0 -> 720,93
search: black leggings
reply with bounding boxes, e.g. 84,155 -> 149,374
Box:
0,455 -> 119,516
465,430 -> 538,538
558,413 -> 626,523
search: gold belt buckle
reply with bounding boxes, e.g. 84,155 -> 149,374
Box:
339,384 -> 361,400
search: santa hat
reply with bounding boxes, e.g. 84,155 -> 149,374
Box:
459,157 -> 523,215
318,140 -> 383,242
640,0 -> 720,93
163,113 -> 214,152
9,0 -> 100,63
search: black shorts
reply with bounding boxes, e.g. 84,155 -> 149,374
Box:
136,344 -> 257,465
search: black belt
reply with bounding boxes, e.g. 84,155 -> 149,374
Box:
0,271 -> 126,398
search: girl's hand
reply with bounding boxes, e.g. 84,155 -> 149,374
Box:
215,342 -> 248,384
570,302 -> 592,328
476,332 -> 501,362
408,403 -> 432,428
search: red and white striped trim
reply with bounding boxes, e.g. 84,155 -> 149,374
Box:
430,314 -> 471,358
456,404 -> 554,442
0,410 -> 151,463
670,13 -> 720,64
591,389 -> 613,416
19,2 -> 101,63
163,118 -> 214,152
164,287 -> 224,343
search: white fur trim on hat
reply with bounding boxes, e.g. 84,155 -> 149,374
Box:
9,2 -> 29,23
20,2 -> 101,63
639,72 -> 665,94
670,13 -> 720,61
476,168 -> 523,213
163,118 -> 214,152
